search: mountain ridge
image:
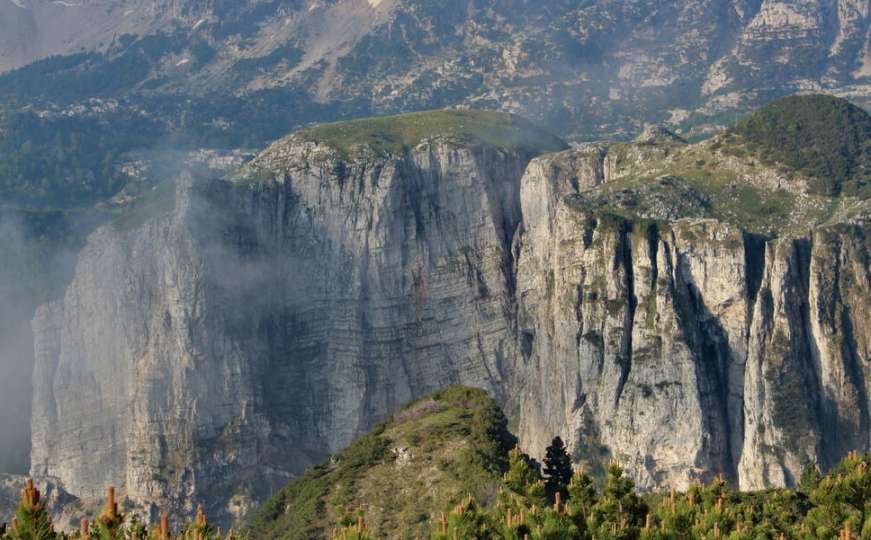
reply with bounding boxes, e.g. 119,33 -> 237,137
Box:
17,96 -> 870,527
2,0 -> 870,143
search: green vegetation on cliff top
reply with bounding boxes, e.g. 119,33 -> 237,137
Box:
728,94 -> 871,198
564,95 -> 870,237
292,109 -> 569,158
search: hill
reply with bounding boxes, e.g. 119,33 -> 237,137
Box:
728,95 -> 871,198
240,388 -> 871,540
246,387 -> 515,539
291,110 -> 569,158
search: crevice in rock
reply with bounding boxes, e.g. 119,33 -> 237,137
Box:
648,223 -> 660,298
614,220 -> 636,407
743,233 -> 766,309
672,243 -> 738,482
791,238 -> 827,469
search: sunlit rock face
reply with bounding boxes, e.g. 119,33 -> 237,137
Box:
30,137 -> 535,524
28,116 -> 871,524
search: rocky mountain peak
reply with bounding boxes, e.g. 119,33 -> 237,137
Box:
634,125 -> 687,145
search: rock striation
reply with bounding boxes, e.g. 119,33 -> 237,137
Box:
29,112 -> 563,522
28,103 -> 871,523
515,169 -> 870,491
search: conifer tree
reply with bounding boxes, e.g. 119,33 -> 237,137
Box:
501,448 -> 547,508
331,511 -> 376,540
93,487 -> 124,540
432,498 -> 498,540
588,463 -> 647,540
7,479 -> 56,540
543,437 -> 574,500
566,467 -> 598,533
800,462 -> 823,494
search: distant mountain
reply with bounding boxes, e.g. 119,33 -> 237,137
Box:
1,0 -> 870,141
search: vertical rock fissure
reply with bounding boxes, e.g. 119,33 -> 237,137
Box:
614,221 -> 637,407
647,224 -> 660,300
673,244 -> 738,481
743,233 -> 767,310
793,239 -> 827,472
498,154 -> 527,312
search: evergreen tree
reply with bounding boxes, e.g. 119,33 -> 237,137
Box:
566,467 -> 598,534
588,464 -> 647,540
800,462 -> 823,494
501,448 -> 547,508
543,437 -> 574,500
94,487 -> 124,540
7,479 -> 56,540
432,498 -> 499,540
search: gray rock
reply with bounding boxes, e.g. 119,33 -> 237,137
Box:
31,139 -> 528,523
29,134 -> 871,525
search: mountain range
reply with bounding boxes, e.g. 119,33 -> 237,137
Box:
1,0 -> 870,141
0,0 -> 869,534
2,94 -> 865,529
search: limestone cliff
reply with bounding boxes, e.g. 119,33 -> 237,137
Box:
515,172 -> 870,491
29,111 -> 565,523
27,101 -> 871,523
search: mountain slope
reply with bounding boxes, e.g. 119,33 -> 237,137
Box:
728,94 -> 871,197
246,386 -> 514,540
1,0 -> 870,143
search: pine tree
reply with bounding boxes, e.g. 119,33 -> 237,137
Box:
800,462 -> 823,494
543,437 -> 574,500
501,448 -> 547,508
331,511 -> 376,540
7,479 -> 56,540
589,463 -> 647,540
431,498 -> 499,540
94,486 -> 124,540
566,467 -> 598,531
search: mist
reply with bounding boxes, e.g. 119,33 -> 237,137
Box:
0,210 -> 84,475
0,215 -> 39,474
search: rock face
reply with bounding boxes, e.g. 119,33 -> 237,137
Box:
514,171 -> 870,491
30,132 -> 542,522
29,107 -> 871,522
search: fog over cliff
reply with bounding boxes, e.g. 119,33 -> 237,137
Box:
10,100 -> 867,528
0,0 -> 869,528
0,216 -> 38,474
